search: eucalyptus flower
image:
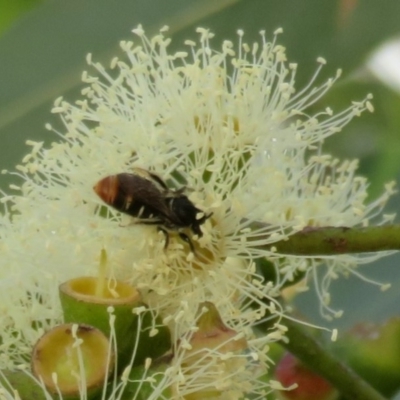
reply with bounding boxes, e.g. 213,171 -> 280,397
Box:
0,25 -> 395,390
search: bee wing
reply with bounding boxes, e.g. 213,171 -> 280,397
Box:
117,173 -> 172,219
132,167 -> 169,190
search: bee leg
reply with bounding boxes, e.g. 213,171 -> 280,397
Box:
179,232 -> 196,254
157,227 -> 170,249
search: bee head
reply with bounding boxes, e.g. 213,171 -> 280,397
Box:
169,196 -> 212,237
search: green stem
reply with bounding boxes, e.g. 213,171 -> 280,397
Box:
251,224 -> 400,255
280,318 -> 387,400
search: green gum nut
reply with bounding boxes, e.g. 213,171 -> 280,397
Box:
59,277 -> 171,369
32,323 -> 113,400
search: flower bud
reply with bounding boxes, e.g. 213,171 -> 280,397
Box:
274,352 -> 338,400
177,302 -> 251,399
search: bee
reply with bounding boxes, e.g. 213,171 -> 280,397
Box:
93,168 -> 212,251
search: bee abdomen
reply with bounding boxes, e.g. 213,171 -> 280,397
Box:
94,173 -> 165,219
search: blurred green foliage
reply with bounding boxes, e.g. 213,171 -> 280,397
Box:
0,0 -> 44,36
